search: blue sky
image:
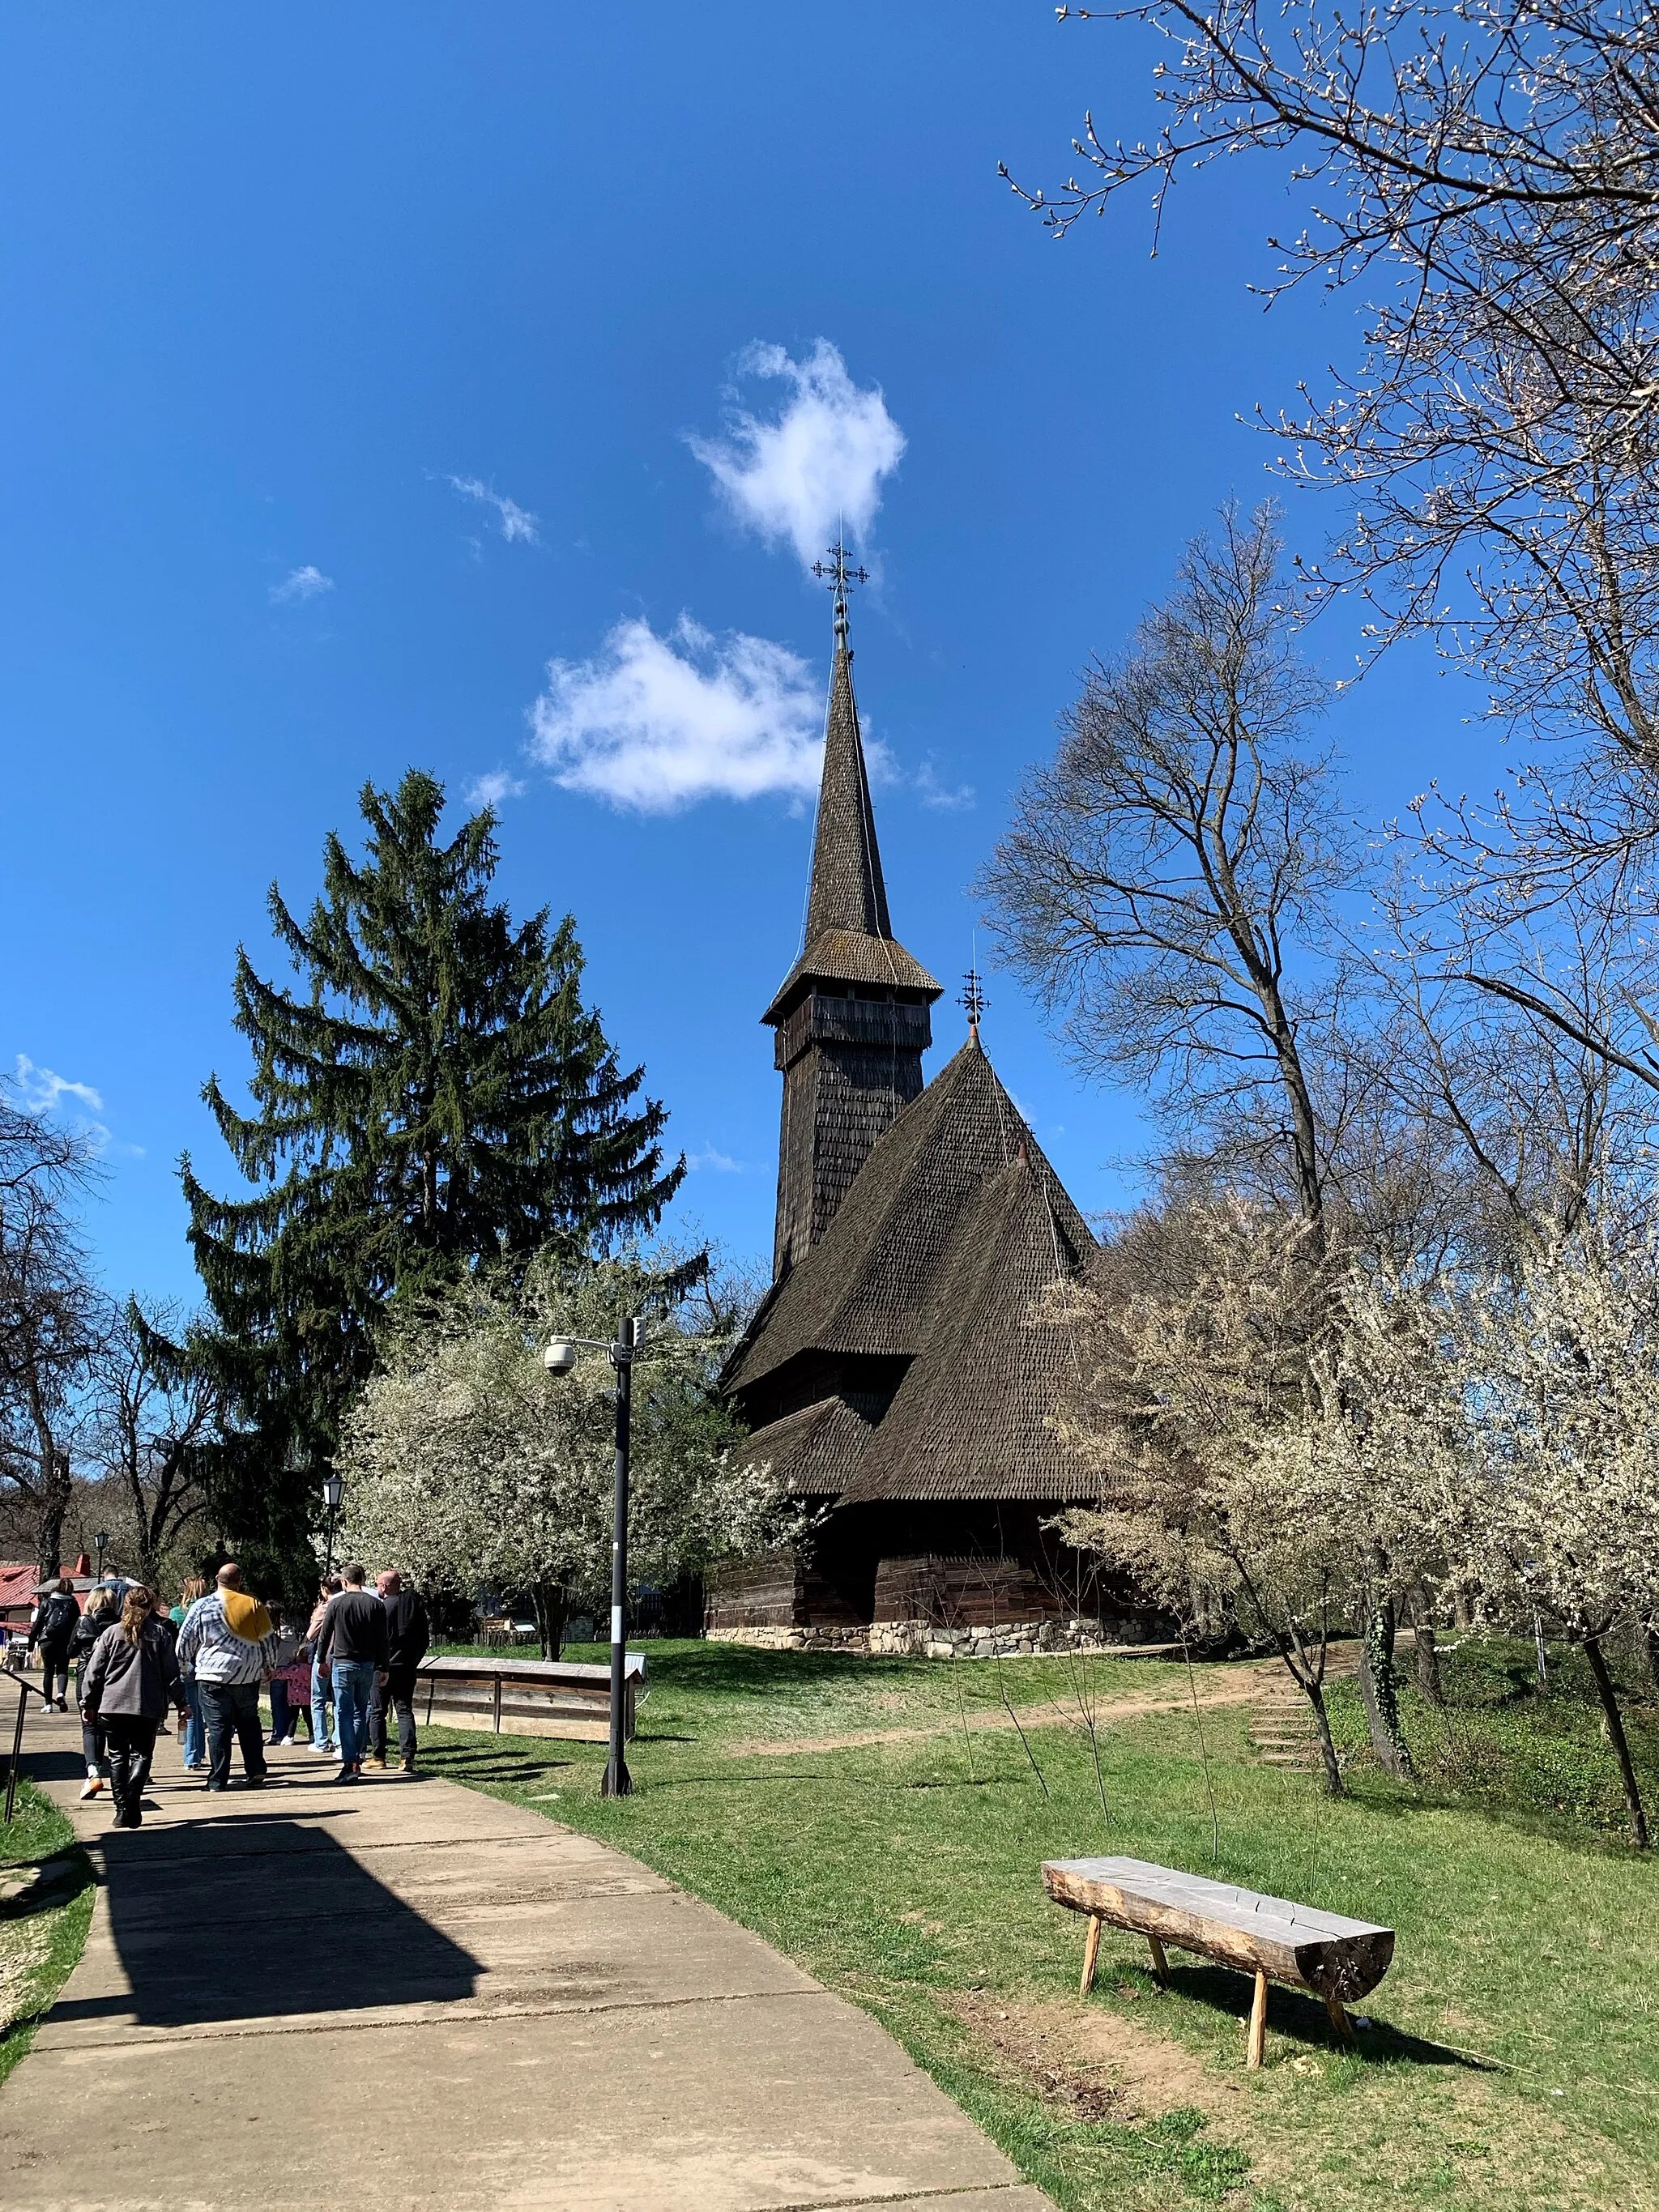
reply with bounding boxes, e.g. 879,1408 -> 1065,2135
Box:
1,6 -> 1478,1307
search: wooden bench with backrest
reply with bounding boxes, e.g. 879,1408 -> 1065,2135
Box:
1043,1855 -> 1395,2068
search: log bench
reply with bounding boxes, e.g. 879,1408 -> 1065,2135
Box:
1043,1855 -> 1394,2068
415,1653 -> 646,1743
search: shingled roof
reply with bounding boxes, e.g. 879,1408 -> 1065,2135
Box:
762,640 -> 940,1025
727,1030 -> 1102,1503
836,1156 -> 1102,1502
730,1032 -> 1087,1389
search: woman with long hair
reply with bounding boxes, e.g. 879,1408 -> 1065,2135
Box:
80,1586 -> 190,1828
172,1576 -> 211,1771
69,1584 -> 119,1799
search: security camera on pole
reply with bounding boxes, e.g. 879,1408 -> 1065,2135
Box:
543,1311 -> 643,1799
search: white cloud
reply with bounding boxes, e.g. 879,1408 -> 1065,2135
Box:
915,759 -> 977,811
528,615 -> 824,812
466,769 -> 527,808
15,1055 -> 100,1115
270,564 -> 334,604
687,1145 -> 744,1174
449,475 -> 540,545
11,1055 -> 142,1157
687,340 -> 905,570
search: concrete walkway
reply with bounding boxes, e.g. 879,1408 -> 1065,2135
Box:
2,1708 -> 1053,2212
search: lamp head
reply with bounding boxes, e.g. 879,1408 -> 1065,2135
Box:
543,1338 -> 579,1376
322,1473 -> 344,1512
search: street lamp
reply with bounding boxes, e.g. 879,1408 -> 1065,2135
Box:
544,1314 -> 641,1797
321,1472 -> 344,1578
93,1531 -> 109,1581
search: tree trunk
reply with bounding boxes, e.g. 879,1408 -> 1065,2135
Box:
35,1443 -> 70,1583
1301,1674 -> 1345,1796
1358,1600 -> 1415,1779
1583,1635 -> 1649,1850
528,1581 -> 565,1661
1413,1595 -> 1444,1707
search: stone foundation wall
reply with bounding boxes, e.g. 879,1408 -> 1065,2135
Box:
706,1615 -> 1140,1659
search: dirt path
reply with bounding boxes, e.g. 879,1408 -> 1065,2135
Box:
719,1656 -> 1308,1760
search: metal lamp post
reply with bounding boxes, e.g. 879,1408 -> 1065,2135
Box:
321,1472 -> 344,1578
544,1313 -> 641,1798
93,1531 -> 109,1582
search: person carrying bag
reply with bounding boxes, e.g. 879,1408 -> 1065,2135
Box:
81,1585 -> 190,1830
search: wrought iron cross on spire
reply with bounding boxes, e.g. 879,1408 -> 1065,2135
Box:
811,539 -> 869,642
959,964 -> 989,1036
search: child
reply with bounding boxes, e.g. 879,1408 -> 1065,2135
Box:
268,1642 -> 316,1744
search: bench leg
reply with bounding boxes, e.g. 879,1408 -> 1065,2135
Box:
1246,1968 -> 1268,2069
1146,1933 -> 1169,1988
1324,1991 -> 1354,2046
1079,1913 -> 1102,1997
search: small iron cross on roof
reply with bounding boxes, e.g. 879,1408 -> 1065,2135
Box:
959,965 -> 989,1034
812,540 -> 869,637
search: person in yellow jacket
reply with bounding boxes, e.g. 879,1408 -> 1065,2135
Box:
174,1562 -> 284,1792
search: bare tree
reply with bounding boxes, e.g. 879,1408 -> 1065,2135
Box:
1009,5 -> 1659,1063
88,1301 -> 220,1591
0,1086 -> 105,1576
980,503 -> 1348,1245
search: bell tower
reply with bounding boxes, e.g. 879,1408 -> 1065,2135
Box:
762,548 -> 941,1279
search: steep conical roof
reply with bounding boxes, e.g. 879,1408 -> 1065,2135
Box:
807,641 -> 891,941
763,633 -> 940,1024
727,1032 -> 1091,1393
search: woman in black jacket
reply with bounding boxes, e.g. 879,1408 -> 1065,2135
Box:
31,1579 -> 79,1710
81,1587 -> 189,1829
70,1586 -> 118,1800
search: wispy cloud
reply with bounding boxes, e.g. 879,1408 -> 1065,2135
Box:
687,1145 -> 744,1174
915,759 -> 976,811
15,1055 -> 101,1116
687,340 -> 905,570
528,615 -> 823,812
12,1055 -> 142,1157
466,769 -> 527,808
449,475 -> 540,545
270,564 -> 334,605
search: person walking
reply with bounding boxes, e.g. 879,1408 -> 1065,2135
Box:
305,1575 -> 342,1758
70,1585 -> 118,1799
30,1579 -> 79,1711
79,1586 -> 190,1829
365,1571 -> 430,1774
313,1563 -> 388,1781
175,1562 -> 283,1792
172,1577 -> 211,1771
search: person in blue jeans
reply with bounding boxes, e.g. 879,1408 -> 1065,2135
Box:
171,1578 -> 211,1770
313,1562 -> 389,1779
305,1575 -> 342,1754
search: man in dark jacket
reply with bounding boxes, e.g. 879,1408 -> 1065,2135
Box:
313,1562 -> 390,1781
31,1580 -> 80,1710
366,1570 -> 430,1774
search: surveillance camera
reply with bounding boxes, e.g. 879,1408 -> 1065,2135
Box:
543,1339 -> 578,1375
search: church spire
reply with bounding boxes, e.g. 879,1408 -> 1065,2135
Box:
761,544 -> 943,1278
802,583 -> 893,945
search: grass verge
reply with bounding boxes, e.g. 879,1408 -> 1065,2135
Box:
424,1638 -> 1659,2212
0,1779 -> 95,2091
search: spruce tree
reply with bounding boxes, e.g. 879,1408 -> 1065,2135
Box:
182,769 -> 683,1585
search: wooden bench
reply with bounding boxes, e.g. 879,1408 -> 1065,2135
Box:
416,1654 -> 646,1744
1043,1855 -> 1394,2067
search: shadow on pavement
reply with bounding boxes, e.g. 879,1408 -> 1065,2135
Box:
48,1813 -> 483,2028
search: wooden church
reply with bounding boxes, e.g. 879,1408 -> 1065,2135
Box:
710,565 -> 1121,1647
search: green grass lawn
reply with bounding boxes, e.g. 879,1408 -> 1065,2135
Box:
0,1779 -> 95,2091
423,1636 -> 1659,2212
